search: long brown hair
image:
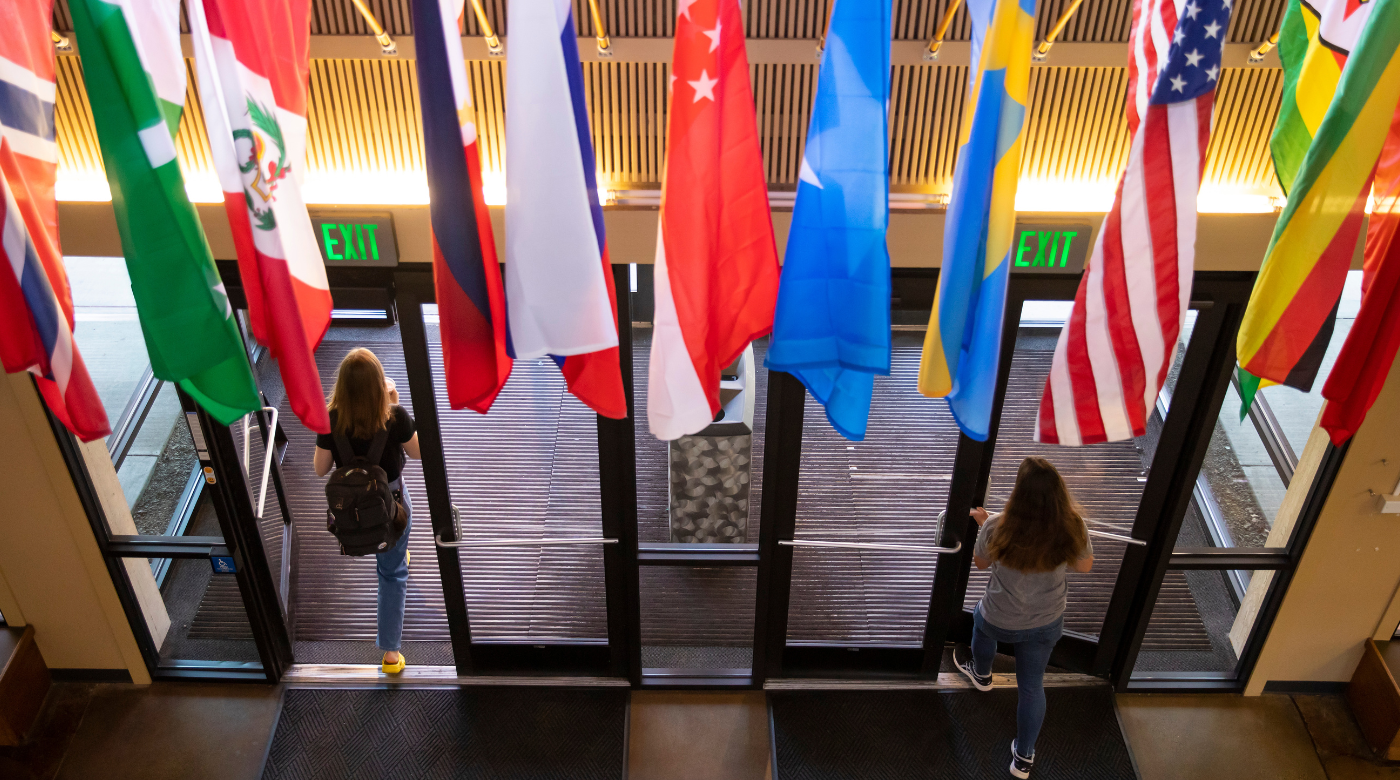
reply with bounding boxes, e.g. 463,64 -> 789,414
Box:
327,348 -> 392,438
986,457 -> 1089,573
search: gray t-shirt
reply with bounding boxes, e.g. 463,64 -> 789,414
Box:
974,513 -> 1093,631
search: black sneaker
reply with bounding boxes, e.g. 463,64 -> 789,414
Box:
952,646 -> 992,691
1010,740 -> 1034,779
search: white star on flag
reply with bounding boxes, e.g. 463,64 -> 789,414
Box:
1203,20 -> 1222,38
1185,1 -> 1201,19
704,20 -> 722,52
1170,74 -> 1187,92
1222,0 -> 1233,9
688,69 -> 719,102
1184,49 -> 1203,66
677,0 -> 699,22
1174,27 -> 1185,44
1206,64 -> 1220,80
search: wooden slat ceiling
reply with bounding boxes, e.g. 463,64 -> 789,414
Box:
52,0 -> 1288,198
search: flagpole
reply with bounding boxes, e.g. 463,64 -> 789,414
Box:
1249,32 -> 1280,64
1033,0 -> 1087,61
587,0 -> 613,57
469,0 -> 504,57
924,0 -> 963,61
348,0 -> 398,56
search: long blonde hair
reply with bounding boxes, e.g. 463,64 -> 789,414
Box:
986,457 -> 1089,573
327,348 -> 392,438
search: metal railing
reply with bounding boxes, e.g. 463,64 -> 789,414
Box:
781,539 -> 962,554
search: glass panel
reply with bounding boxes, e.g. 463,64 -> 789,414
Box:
120,382 -> 199,533
255,313 -> 452,663
640,566 -> 755,670
66,256 -> 147,424
149,552 -> 261,665
965,305 -> 1197,640
787,331 -> 958,645
1130,568 -> 1271,677
1179,271 -> 1362,551
633,329 -> 769,545
423,305 -> 607,644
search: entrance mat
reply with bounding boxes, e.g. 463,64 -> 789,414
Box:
769,687 -> 1136,779
261,687 -> 628,779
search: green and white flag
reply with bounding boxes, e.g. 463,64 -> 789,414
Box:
70,0 -> 260,424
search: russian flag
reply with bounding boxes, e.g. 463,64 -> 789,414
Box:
504,0 -> 626,419
413,0 -> 511,413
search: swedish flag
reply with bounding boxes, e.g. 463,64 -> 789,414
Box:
918,0 -> 1035,441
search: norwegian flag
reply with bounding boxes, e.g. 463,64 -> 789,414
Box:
0,2 -> 109,441
647,0 -> 780,440
1037,0 -> 1230,445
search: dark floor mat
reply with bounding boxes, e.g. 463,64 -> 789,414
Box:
770,687 -> 1137,780
261,688 -> 627,780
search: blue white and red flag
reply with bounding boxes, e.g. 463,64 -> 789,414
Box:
0,3 -> 109,441
1038,0 -> 1230,445
412,0 -> 512,412
503,0 -> 626,419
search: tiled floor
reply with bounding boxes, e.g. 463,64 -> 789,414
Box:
4,683 -> 1399,779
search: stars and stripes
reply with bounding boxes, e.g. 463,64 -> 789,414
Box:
1037,0 -> 1231,445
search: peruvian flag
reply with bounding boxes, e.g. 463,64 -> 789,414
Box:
189,0 -> 332,434
647,0 -> 780,440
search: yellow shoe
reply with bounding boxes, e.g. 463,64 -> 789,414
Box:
382,653 -> 406,674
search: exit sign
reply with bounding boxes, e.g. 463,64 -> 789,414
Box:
1011,222 -> 1093,274
309,211 -> 398,267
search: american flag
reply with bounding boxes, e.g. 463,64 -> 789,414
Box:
1037,0 -> 1230,446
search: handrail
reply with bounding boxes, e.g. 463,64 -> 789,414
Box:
1034,0 -> 1087,61
1087,529 -> 1147,546
242,406 -> 280,519
436,535 -> 619,548
348,0 -> 398,55
470,0 -> 504,57
924,0 -> 963,61
781,539 -> 963,554
1249,32 -> 1280,64
587,0 -> 612,57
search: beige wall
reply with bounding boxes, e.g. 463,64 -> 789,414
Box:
0,373 -> 150,682
58,201 -> 1300,271
1246,360 -> 1400,695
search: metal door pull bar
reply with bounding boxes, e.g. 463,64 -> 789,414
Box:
435,536 -> 619,548
780,539 -> 962,554
1087,529 -> 1147,546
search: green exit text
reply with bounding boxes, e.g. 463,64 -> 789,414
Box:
321,223 -> 383,261
1014,229 -> 1078,268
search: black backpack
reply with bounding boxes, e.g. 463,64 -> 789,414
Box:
325,428 -> 403,556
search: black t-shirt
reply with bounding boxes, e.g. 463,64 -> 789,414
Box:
316,406 -> 416,482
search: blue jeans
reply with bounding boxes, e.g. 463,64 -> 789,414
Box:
376,480 -> 411,652
972,606 -> 1063,757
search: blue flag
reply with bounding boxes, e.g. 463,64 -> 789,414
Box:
765,0 -> 892,441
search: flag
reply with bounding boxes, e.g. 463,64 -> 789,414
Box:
413,0 -> 511,413
189,0 -> 333,434
1320,100 -> 1400,443
647,0 -> 780,441
69,0 -> 261,425
0,3 -> 109,441
1238,0 -> 1376,413
919,0 -> 1035,442
1271,0 -> 1377,196
504,0 -> 625,419
1236,0 -> 1400,417
1037,0 -> 1229,446
766,0 -> 893,442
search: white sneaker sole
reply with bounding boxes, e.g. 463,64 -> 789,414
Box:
954,659 -> 993,692
1010,742 -> 1032,779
